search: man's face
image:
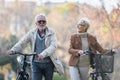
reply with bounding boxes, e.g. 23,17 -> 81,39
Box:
77,24 -> 88,33
36,16 -> 46,28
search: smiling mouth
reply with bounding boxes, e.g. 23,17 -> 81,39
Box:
39,24 -> 45,26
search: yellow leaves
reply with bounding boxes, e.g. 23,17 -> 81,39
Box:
111,12 -> 118,26
54,2 -> 77,14
34,5 -> 50,15
112,13 -> 117,21
0,64 -> 16,80
0,64 -> 12,76
1,31 -> 11,39
34,7 -> 44,14
101,25 -> 110,33
55,4 -> 70,14
2,64 -> 12,70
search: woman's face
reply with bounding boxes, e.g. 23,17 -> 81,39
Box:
77,24 -> 89,33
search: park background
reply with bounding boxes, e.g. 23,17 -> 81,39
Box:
0,0 -> 120,80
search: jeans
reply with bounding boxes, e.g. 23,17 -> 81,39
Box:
32,62 -> 54,80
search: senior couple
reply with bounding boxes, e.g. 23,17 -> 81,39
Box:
8,14 -> 116,80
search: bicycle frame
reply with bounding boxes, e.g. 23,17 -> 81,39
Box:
13,51 -> 36,80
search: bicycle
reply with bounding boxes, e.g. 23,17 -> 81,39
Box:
84,50 -> 114,80
13,51 -> 36,80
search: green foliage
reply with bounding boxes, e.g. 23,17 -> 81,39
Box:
0,35 -> 18,73
0,73 -> 4,80
53,73 -> 66,80
0,35 -> 18,51
0,55 -> 18,73
0,55 -> 11,66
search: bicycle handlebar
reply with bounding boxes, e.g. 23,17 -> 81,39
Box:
83,50 -> 114,55
13,51 -> 36,56
83,50 -> 95,55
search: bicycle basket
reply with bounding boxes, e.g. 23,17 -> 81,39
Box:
94,54 -> 114,73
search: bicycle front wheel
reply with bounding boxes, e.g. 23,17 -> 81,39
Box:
16,74 -> 22,80
89,74 -> 99,80
16,73 -> 29,80
102,74 -> 110,80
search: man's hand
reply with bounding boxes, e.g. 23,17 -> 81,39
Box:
38,55 -> 43,61
8,50 -> 14,55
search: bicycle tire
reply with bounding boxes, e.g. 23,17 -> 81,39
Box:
102,74 -> 110,80
16,76 -> 29,80
90,73 -> 98,80
16,74 -> 22,80
16,72 -> 29,80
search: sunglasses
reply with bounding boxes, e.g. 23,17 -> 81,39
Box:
37,20 -> 46,24
77,24 -> 85,27
80,24 -> 85,26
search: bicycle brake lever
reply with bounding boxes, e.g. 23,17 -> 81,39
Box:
84,50 -> 90,55
12,51 -> 17,55
84,50 -> 94,55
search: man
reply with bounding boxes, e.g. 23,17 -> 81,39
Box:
8,14 -> 64,80
68,17 -> 116,80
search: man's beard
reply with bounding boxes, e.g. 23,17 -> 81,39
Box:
38,26 -> 46,31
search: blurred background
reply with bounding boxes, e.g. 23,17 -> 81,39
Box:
0,0 -> 120,80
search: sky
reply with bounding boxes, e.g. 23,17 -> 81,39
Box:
4,0 -> 119,13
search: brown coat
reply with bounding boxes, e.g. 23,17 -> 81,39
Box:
68,33 -> 107,66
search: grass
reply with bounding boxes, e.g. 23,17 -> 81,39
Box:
53,73 -> 67,80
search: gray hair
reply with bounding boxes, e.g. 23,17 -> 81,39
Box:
78,17 -> 90,27
35,13 -> 46,23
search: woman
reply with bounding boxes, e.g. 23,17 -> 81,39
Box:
68,18 -> 115,80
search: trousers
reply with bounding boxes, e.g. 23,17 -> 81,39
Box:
32,62 -> 54,80
69,66 -> 89,80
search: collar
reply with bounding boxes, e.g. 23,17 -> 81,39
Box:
78,32 -> 87,38
36,27 -> 53,37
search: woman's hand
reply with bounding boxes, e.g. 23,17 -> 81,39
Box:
111,49 -> 117,54
78,50 -> 84,55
